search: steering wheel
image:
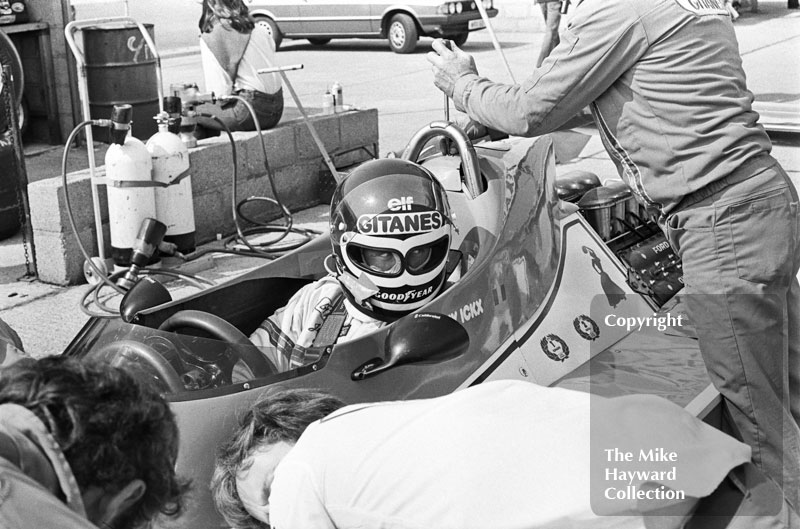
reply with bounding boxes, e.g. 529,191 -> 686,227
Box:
157,310 -> 277,380
84,339 -> 185,394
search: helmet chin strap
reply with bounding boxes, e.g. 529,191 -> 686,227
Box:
338,270 -> 380,305
326,254 -> 380,305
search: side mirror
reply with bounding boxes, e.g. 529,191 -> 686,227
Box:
351,312 -> 469,380
120,277 -> 172,323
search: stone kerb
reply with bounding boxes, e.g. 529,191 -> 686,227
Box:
27,109 -> 379,285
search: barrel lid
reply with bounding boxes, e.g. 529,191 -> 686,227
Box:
84,22 -> 154,31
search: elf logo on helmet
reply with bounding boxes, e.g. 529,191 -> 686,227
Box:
357,211 -> 444,235
388,197 -> 414,211
373,284 -> 435,304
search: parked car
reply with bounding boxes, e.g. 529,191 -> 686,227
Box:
245,0 -> 498,53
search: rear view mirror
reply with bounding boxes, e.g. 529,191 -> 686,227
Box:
351,312 -> 469,380
120,277 -> 172,323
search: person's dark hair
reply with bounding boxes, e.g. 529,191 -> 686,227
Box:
199,0 -> 255,34
0,356 -> 190,529
211,387 -> 345,529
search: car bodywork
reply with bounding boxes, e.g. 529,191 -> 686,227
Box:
245,0 -> 497,52
64,122 -> 718,528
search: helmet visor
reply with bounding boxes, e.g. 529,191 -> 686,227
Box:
348,236 -> 450,278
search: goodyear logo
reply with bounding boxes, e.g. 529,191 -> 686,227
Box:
357,211 -> 443,235
374,285 -> 435,303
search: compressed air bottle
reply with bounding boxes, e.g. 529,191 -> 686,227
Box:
147,108 -> 196,255
104,104 -> 156,267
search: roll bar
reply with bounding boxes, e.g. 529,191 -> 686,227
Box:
400,121 -> 485,198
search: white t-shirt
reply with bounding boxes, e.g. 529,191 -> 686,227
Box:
269,380 -> 750,529
199,25 -> 281,96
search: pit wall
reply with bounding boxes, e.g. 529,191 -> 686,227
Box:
27,108 -> 379,285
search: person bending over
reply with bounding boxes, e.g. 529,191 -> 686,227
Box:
246,158 -> 459,373
195,0 -> 283,137
210,380 -> 798,529
0,356 -> 189,529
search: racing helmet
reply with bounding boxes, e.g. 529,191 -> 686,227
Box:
330,158 -> 453,320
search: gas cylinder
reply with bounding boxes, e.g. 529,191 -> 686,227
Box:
104,104 -> 157,267
147,109 -> 196,254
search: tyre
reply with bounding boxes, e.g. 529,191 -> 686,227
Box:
387,14 -> 418,54
451,32 -> 468,47
254,16 -> 283,50
307,38 -> 331,46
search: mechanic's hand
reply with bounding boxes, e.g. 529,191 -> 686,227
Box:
427,39 -> 479,99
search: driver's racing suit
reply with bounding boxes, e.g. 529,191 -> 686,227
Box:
450,0 -> 800,510
249,276 -> 385,373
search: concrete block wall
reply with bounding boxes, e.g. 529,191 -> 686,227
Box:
27,108 -> 379,285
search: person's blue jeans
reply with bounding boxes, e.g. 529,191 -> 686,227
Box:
662,155 -> 800,514
195,87 -> 284,137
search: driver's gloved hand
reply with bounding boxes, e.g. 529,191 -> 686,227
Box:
451,115 -> 488,140
438,115 -> 487,155
438,115 -> 507,155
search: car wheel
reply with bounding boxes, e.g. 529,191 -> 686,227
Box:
387,14 -> 418,54
307,38 -> 331,46
451,32 -> 468,47
254,16 -> 282,50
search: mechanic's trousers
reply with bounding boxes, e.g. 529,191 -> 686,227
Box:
662,154 -> 800,517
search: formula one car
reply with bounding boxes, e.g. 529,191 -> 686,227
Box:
65,122 -> 738,528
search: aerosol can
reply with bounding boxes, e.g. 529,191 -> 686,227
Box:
105,104 -> 157,267
331,81 -> 343,112
147,106 -> 196,254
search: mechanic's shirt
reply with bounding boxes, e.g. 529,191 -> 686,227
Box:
268,380 -> 751,529
249,276 -> 385,372
0,404 -> 96,529
452,0 -> 772,214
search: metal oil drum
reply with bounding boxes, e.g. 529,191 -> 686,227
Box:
84,23 -> 159,140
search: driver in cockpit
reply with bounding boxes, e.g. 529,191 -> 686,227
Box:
247,158 -> 459,373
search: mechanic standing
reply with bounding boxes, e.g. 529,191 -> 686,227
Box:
428,0 -> 800,516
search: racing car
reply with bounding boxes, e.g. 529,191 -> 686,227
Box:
65,121 -> 737,528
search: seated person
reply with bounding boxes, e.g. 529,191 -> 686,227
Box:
194,0 -> 283,138
212,380 -> 795,529
0,356 -> 189,529
248,158 -> 458,373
